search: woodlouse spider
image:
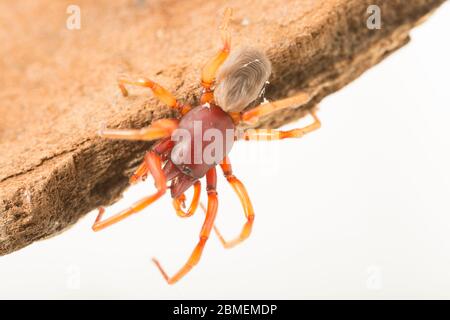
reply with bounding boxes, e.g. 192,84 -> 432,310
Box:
92,8 -> 321,284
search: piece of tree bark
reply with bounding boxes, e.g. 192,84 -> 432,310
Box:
0,0 -> 445,255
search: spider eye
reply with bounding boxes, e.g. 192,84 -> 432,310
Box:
182,166 -> 192,175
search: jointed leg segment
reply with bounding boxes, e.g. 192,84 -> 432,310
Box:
105,74 -> 186,142
92,151 -> 167,231
118,77 -> 191,115
240,91 -> 314,124
98,118 -> 179,141
118,77 -> 178,106
172,181 -> 201,218
152,168 -> 219,284
200,8 -> 232,103
212,157 -> 255,249
129,161 -> 148,185
241,110 -> 321,141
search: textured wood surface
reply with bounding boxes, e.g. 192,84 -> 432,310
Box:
0,0 -> 445,255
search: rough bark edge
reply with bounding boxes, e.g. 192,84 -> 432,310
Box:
0,1 -> 445,255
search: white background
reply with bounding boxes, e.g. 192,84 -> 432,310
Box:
1,3 -> 449,299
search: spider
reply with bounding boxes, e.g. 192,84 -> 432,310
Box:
92,8 -> 321,284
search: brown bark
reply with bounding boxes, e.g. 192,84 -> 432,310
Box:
0,0 -> 445,255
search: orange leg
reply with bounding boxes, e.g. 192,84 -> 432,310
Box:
152,167 -> 218,284
98,118 -> 179,141
240,110 -> 321,141
92,151 -> 167,231
200,8 -> 232,103
231,90 -> 317,125
129,161 -> 148,185
130,138 -> 175,185
118,77 -> 177,106
118,77 -> 191,115
210,157 -> 255,249
172,180 -> 201,218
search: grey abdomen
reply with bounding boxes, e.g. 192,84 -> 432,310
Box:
214,47 -> 271,113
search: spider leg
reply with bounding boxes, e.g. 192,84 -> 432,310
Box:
130,138 -> 175,185
118,77 -> 176,106
98,118 -> 178,141
234,90 -> 316,125
152,167 -> 218,284
92,151 -> 166,231
209,157 -> 255,249
129,161 -> 148,185
240,110 -> 321,140
200,8 -> 232,103
172,181 -> 201,218
118,77 -> 191,114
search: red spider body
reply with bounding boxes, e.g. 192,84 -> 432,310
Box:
149,103 -> 234,199
168,103 -> 235,197
93,8 -> 321,284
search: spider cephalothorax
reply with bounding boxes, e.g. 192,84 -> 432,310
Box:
93,8 -> 321,284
